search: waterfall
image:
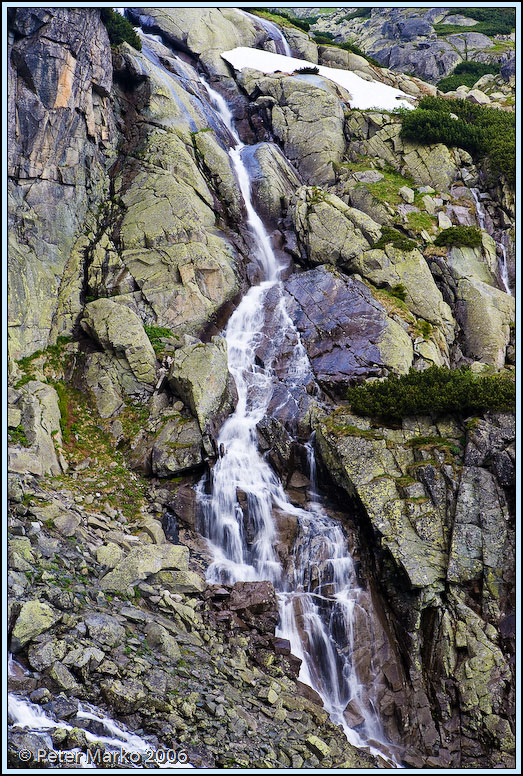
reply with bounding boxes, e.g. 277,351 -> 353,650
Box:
194,79 -> 400,766
236,9 -> 292,56
8,690 -> 193,768
471,187 -> 512,295
110,24 -> 400,765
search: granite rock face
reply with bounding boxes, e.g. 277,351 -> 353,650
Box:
8,8 -> 116,360
7,6 -> 515,771
239,70 -> 346,186
284,266 -> 413,391
315,409 -> 515,767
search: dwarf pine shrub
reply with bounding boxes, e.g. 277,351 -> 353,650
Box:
400,96 -> 515,184
346,366 -> 515,419
433,226 -> 482,248
101,9 -> 142,51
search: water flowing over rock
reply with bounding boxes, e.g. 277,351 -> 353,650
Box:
7,6 -> 515,770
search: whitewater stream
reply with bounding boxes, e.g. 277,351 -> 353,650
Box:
187,63 -> 401,767
471,187 -> 511,295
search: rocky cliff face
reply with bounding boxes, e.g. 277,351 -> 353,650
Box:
8,7 -> 515,770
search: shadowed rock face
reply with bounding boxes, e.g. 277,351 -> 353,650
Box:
8,8 -> 116,360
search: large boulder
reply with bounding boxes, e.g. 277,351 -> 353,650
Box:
8,381 -> 66,477
293,186 -> 380,268
284,266 -> 413,391
284,27 -> 318,62
84,614 -> 126,648
81,299 -> 157,390
105,107 -> 241,339
354,245 -> 455,338
456,278 -> 514,368
400,142 -> 459,190
99,543 -> 189,593
241,142 -> 301,223
129,7 -> 264,76
193,129 -> 243,222
11,601 -> 60,652
167,336 -> 234,439
239,70 -> 346,186
151,414 -> 205,477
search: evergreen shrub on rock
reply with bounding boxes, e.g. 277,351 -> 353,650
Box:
101,9 -> 142,51
346,366 -> 515,419
433,226 -> 482,248
400,96 -> 515,183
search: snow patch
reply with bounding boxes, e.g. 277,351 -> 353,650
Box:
222,47 -> 415,111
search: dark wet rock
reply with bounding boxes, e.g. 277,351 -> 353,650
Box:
284,266 -> 413,392
501,57 -> 515,82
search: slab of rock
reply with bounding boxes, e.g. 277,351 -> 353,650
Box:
99,544 -> 189,593
168,336 -> 234,438
84,613 -> 126,647
399,186 -> 415,203
284,267 -> 413,391
11,600 -> 60,652
101,678 -> 146,714
81,299 -> 156,389
151,414 -> 204,477
8,8 -> 115,360
8,381 -> 66,478
293,186 -> 380,269
241,142 -> 301,223
144,621 -> 181,659
240,70 -> 346,185
353,170 -> 385,184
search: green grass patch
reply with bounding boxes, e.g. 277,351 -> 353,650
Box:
400,95 -> 515,184
434,8 -> 515,37
414,320 -> 433,340
244,8 -> 310,32
101,9 -> 142,50
337,9 -> 372,23
346,366 -> 515,420
406,211 -> 435,234
357,167 -> 415,206
144,324 -> 179,356
433,225 -> 482,248
8,424 -> 30,447
313,35 -> 381,67
367,285 -> 415,324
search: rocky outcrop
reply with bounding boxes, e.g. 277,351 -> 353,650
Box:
129,7 -> 265,77
284,266 -> 414,391
240,69 -> 346,186
312,7 -> 515,84
242,142 -> 301,224
167,336 -> 235,440
293,186 -> 380,268
8,381 -> 67,477
315,408 -> 515,767
81,299 -> 157,390
8,8 -> 116,360
7,474 -> 378,769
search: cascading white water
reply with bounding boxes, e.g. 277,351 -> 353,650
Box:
236,9 -> 292,56
8,691 -> 193,769
471,187 -> 511,295
195,81 -> 399,765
